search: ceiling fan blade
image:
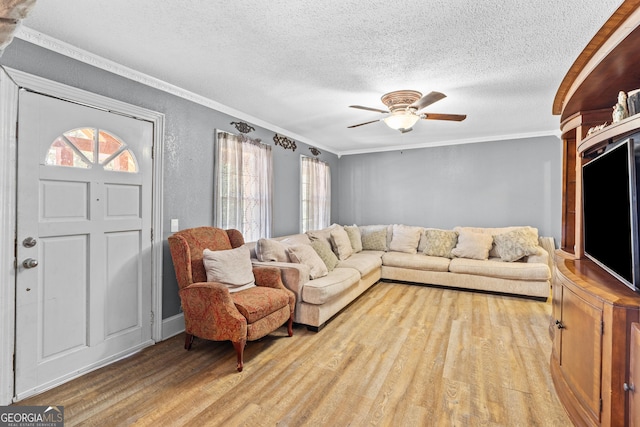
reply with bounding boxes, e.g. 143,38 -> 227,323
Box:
410,91 -> 447,111
348,119 -> 381,128
423,113 -> 467,121
349,105 -> 389,114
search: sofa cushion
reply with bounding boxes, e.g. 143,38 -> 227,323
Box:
310,239 -> 339,271
287,244 -> 328,279
360,225 -> 388,251
389,224 -> 422,254
256,238 -> 290,262
382,251 -> 450,272
449,257 -> 551,281
492,227 -> 540,262
302,268 -> 361,305
203,245 -> 256,293
422,228 -> 459,259
344,225 -> 363,253
331,226 -> 354,260
231,286 -> 289,323
451,230 -> 494,260
337,251 -> 383,277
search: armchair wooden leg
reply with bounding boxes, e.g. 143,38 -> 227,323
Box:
184,333 -> 194,350
287,316 -> 294,337
232,339 -> 246,372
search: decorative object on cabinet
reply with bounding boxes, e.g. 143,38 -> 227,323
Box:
230,121 -> 255,134
613,91 -> 629,123
273,134 -> 297,151
586,122 -> 608,136
309,147 -> 321,156
628,89 -> 640,117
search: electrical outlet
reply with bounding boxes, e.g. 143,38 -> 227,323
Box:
171,219 -> 179,232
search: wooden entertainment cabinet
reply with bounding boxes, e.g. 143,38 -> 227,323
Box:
552,2 -> 640,426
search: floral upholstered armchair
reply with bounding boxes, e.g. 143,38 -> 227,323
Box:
168,226 -> 295,372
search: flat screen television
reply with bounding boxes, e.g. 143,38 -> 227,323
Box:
582,137 -> 640,292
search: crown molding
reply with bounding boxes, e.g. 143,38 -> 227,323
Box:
14,26 -> 338,156
339,129 -> 561,156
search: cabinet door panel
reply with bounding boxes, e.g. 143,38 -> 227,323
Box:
552,281 -> 563,362
631,322 -> 640,427
561,287 -> 603,422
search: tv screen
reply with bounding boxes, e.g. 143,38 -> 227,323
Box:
582,138 -> 639,291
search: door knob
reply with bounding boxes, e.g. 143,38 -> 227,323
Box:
22,237 -> 37,248
555,320 -> 565,329
624,382 -> 635,392
22,258 -> 38,269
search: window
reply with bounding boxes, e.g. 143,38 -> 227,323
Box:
301,156 -> 330,233
45,128 -> 138,172
214,131 -> 272,241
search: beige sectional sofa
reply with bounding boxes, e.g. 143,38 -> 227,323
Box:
247,224 -> 554,331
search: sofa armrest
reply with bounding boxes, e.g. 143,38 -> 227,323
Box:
537,236 -> 556,274
252,260 -> 309,301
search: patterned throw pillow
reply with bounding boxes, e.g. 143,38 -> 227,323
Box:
203,245 -> 256,292
310,239 -> 339,271
286,244 -> 329,279
360,226 -> 388,251
451,230 -> 494,260
330,226 -> 354,260
493,228 -> 540,262
422,229 -> 459,258
344,225 -> 363,253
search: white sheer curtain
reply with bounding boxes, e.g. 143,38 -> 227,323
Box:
301,156 -> 331,233
214,131 -> 273,241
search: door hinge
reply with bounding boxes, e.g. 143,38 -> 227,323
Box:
600,397 -> 603,413
150,311 -> 154,325
150,228 -> 154,242
601,320 -> 605,335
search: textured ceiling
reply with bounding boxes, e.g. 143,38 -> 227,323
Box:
19,0 -> 624,155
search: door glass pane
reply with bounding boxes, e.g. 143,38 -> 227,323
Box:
98,130 -> 124,164
64,128 -> 95,163
45,137 -> 91,168
103,150 -> 138,173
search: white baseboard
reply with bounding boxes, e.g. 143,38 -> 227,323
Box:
161,313 -> 184,341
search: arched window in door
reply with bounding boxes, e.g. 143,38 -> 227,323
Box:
45,127 -> 138,173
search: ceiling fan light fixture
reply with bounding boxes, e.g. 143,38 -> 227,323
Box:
383,111 -> 421,131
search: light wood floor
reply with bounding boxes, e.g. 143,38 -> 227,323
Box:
15,282 -> 571,426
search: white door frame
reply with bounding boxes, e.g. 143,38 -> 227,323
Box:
0,66 -> 165,404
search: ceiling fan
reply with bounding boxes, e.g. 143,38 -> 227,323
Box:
348,90 -> 466,133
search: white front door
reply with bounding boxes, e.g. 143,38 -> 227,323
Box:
14,89 -> 154,399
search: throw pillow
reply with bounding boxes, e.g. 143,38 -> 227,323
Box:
330,226 -> 354,260
310,239 -> 339,271
256,238 -> 289,262
287,244 -> 329,279
423,229 -> 459,258
451,230 -> 494,260
493,228 -> 540,262
360,225 -> 388,251
203,245 -> 256,293
344,225 -> 363,253
306,224 -> 339,245
389,224 -> 422,254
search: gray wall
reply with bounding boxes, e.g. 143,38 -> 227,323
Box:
338,136 -> 562,242
1,39 -> 340,319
